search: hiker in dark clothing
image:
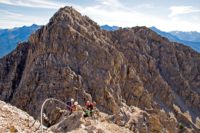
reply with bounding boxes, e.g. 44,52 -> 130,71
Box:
66,98 -> 74,114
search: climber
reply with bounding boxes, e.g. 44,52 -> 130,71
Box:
72,101 -> 78,112
83,108 -> 90,118
86,101 -> 96,110
89,101 -> 96,117
83,100 -> 96,117
83,101 -> 90,118
66,98 -> 74,114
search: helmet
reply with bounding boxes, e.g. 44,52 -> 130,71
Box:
74,101 -> 78,105
71,98 -> 74,102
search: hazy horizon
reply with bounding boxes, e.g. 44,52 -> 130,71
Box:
0,0 -> 200,32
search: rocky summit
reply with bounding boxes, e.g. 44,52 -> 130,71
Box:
0,6 -> 200,132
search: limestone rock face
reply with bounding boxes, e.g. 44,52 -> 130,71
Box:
0,6 -> 200,132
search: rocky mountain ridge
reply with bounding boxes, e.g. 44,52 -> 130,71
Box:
0,6 -> 200,132
1,25 -> 199,58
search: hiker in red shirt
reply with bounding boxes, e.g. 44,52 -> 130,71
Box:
84,100 -> 96,117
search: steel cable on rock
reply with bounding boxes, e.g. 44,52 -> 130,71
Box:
40,98 -> 73,133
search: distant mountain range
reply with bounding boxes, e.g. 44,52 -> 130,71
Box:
170,31 -> 200,42
150,27 -> 200,52
101,25 -> 120,31
0,24 -> 199,58
0,24 -> 40,58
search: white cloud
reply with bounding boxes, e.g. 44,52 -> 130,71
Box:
97,0 -> 124,8
74,1 -> 200,31
0,0 -> 66,9
0,10 -> 48,28
169,6 -> 200,17
152,18 -> 200,32
0,0 -> 78,28
0,9 -> 23,18
0,0 -> 200,31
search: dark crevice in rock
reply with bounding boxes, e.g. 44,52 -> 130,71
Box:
7,43 -> 29,102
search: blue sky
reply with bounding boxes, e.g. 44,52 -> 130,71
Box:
0,0 -> 200,31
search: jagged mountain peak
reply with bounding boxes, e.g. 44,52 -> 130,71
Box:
47,6 -> 100,32
48,6 -> 88,26
0,6 -> 200,132
29,6 -> 104,48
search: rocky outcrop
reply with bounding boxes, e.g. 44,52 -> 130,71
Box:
0,100 -> 41,132
111,27 -> 200,131
47,105 -> 167,133
0,6 -> 200,132
49,112 -> 83,132
49,111 -> 131,133
0,99 -> 191,133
